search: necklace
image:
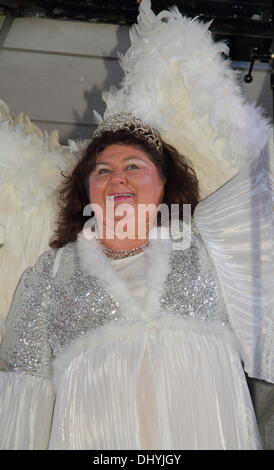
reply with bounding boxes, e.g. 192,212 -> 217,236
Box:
103,241 -> 149,259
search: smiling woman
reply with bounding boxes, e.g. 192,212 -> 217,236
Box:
87,143 -> 166,250
0,0 -> 273,451
0,111 -> 272,450
49,124 -> 199,250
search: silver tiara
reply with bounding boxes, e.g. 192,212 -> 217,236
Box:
92,112 -> 162,153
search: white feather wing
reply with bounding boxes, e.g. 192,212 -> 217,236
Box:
101,0 -> 271,198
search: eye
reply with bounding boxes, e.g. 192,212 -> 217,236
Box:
126,163 -> 139,170
98,168 -> 111,174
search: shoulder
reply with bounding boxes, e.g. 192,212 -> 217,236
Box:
170,217 -> 204,251
9,243 -> 76,296
29,240 -> 78,279
25,247 -> 58,282
169,219 -> 214,273
33,247 -> 58,270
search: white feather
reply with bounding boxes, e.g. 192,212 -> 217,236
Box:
100,0 -> 271,198
0,103 -> 77,321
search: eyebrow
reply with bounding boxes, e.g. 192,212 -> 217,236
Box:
95,157 -> 145,167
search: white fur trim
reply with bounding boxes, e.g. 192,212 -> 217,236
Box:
143,235 -> 171,319
76,227 -> 172,320
77,231 -> 140,317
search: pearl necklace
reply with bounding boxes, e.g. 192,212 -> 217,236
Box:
103,241 -> 149,260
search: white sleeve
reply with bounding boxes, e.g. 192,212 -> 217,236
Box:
194,149 -> 274,383
0,249 -> 57,449
0,372 -> 54,449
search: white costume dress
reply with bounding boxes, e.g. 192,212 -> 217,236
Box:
0,150 -> 273,450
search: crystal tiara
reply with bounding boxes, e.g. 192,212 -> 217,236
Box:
92,112 -> 162,153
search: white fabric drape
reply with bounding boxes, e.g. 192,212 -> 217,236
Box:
49,317 -> 261,450
194,153 -> 274,383
0,372 -> 54,449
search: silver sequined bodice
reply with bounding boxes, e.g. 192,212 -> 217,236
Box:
0,230 -> 228,380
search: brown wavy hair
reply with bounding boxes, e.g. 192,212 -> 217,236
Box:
49,130 -> 200,248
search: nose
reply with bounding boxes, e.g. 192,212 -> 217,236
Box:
110,168 -> 127,183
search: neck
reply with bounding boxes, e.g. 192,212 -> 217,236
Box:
97,217 -> 152,252
100,237 -> 148,252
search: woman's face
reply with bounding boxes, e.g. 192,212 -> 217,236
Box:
88,144 -> 165,236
